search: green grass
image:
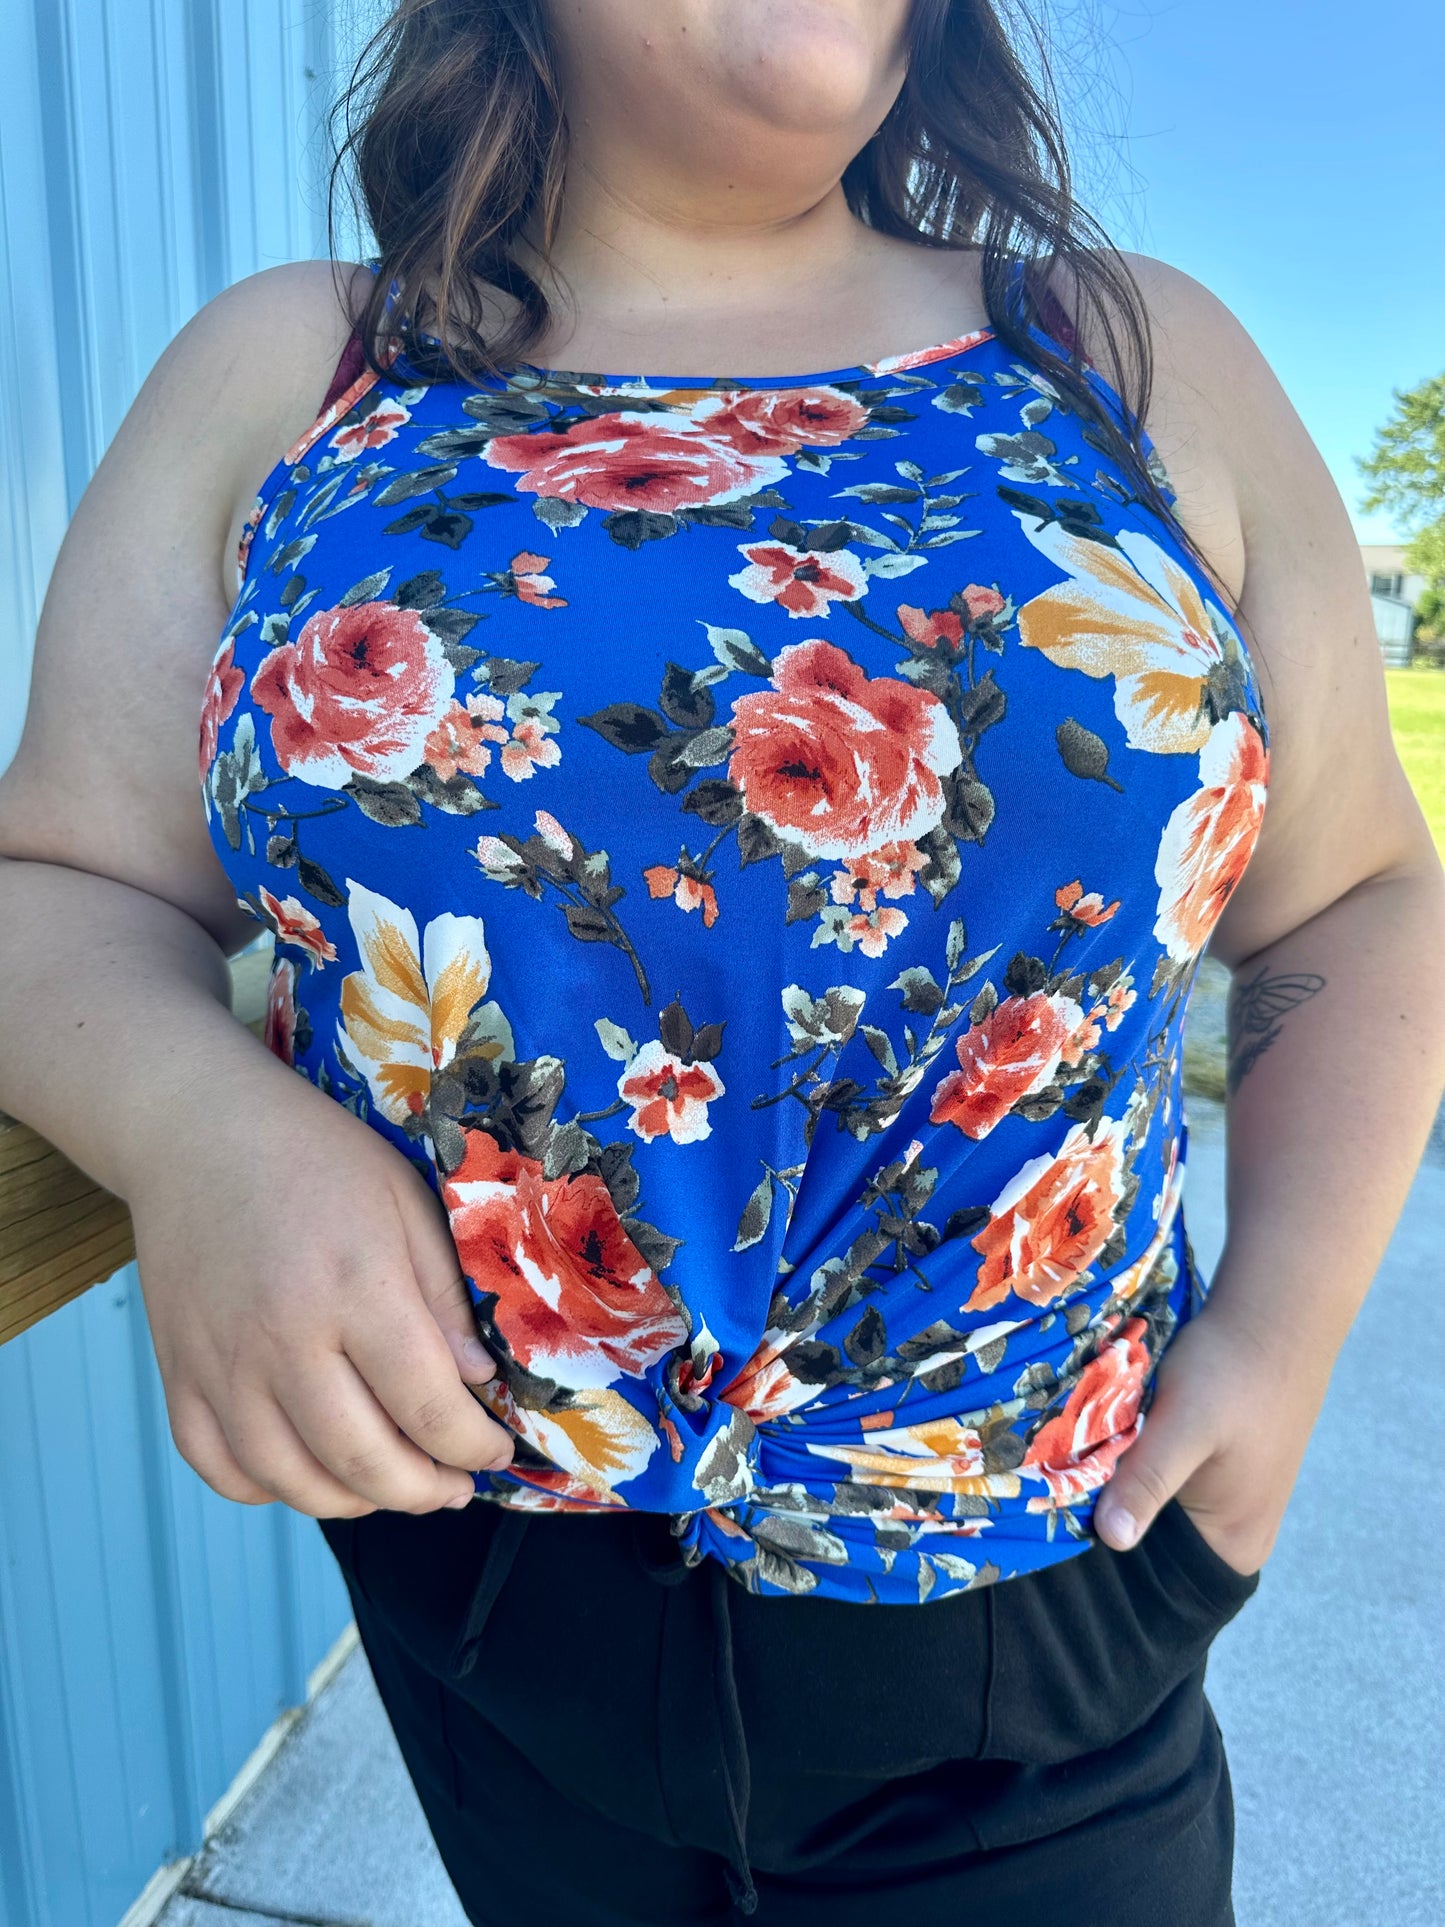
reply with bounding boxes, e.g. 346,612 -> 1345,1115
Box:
1385,667 -> 1445,859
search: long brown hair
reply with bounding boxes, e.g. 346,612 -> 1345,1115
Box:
324,0 -> 1200,583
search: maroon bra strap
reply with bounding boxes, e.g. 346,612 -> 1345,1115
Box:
1034,280 -> 1082,362
321,327 -> 366,412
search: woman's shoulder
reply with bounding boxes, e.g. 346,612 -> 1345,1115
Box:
203,258 -> 378,604
1061,253 -> 1410,975
1035,250 -> 1259,608
1046,248 -> 1361,630
175,256 -> 375,445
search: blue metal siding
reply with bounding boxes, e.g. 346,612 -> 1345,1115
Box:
0,1275 -> 355,1927
0,4 -> 388,1923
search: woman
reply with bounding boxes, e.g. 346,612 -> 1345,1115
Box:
2,1 -> 1441,1921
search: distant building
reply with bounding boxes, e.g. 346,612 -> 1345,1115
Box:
1361,543 -> 1428,666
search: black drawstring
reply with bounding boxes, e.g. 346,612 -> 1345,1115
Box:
451,1504 -> 760,1914
632,1514 -> 759,1917
448,1503 -> 532,1679
979,1580 -> 997,1758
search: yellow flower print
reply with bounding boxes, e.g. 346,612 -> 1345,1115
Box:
1015,519 -> 1235,754
479,1379 -> 661,1502
336,880 -> 513,1125
807,1415 -> 1023,1499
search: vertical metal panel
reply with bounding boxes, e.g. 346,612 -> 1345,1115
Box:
0,4 -> 380,1922
0,0 -> 71,779
0,1273 -> 357,1927
0,0 -> 375,765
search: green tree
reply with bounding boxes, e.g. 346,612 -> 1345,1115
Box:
1358,372 -> 1445,589
1415,584 -> 1444,644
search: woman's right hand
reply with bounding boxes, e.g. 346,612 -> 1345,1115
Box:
131,1053 -> 515,1519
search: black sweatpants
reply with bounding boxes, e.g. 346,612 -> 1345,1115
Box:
316,1493 -> 1260,1925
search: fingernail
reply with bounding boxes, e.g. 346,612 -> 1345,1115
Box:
460,1337 -> 495,1379
1106,1507 -> 1139,1549
446,1490 -> 473,1509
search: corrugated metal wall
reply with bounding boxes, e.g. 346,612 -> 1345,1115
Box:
0,5 -> 387,1924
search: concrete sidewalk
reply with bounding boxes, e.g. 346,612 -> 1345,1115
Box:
157,1095 -> 1444,1927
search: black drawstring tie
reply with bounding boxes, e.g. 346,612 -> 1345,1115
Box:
448,1503 -> 532,1679
632,1514 -> 760,1917
448,1504 -> 760,1915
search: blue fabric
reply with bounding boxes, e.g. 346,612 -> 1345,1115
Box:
201,256 -> 1270,1603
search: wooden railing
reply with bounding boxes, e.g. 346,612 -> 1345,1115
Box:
0,943 -> 274,1347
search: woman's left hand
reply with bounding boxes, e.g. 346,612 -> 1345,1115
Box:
1091,1291 -> 1331,1578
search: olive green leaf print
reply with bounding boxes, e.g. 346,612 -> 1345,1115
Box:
473,810 -> 653,1004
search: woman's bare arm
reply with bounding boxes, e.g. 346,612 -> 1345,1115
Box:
1084,256 -> 1445,1566
0,262 -> 514,1517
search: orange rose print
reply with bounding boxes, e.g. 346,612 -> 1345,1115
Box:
441,1130 -> 689,1387
257,886 -> 338,967
252,600 -> 454,786
967,1117 -> 1128,1311
330,396 -> 411,462
696,385 -> 870,454
263,958 -> 298,1066
729,541 -> 868,618
199,637 -> 244,784
721,1337 -> 820,1422
1020,1314 -> 1152,1509
618,1040 -> 725,1145
727,639 -> 963,860
1154,711 -> 1269,962
931,990 -> 1085,1140
485,413 -> 789,514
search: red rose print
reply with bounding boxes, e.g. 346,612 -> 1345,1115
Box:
961,584 -> 1006,621
898,603 -> 965,650
441,1131 -> 689,1388
930,990 -> 1085,1140
1060,1007 -> 1102,1069
500,715 -> 562,781
1055,878 -> 1120,927
727,640 -> 963,861
844,907 -> 908,957
199,639 -> 243,782
966,1117 -> 1128,1312
697,386 -> 870,455
829,840 -> 928,912
721,1337 -> 819,1421
874,329 -> 993,376
644,864 -> 720,926
507,550 -> 567,608
485,413 -> 788,514
263,959 -> 298,1066
1103,973 -> 1137,1028
252,600 -> 454,786
1020,1314 -> 1152,1509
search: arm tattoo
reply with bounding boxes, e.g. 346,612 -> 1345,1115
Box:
1225,963 -> 1327,1095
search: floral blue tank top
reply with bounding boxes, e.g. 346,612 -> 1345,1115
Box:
200,257 -> 1269,1603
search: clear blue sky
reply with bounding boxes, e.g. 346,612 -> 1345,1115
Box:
1058,0 -> 1443,544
